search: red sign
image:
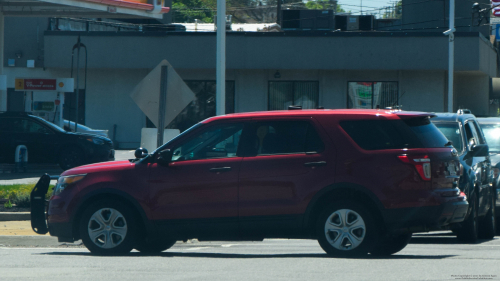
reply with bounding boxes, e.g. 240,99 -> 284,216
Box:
15,79 -> 57,91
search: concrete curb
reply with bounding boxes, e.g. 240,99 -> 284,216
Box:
0,212 -> 30,221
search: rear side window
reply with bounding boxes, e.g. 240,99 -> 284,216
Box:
247,121 -> 324,155
340,117 -> 449,150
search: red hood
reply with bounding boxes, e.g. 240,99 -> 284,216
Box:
61,160 -> 135,176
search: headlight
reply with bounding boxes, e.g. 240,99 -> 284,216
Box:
86,137 -> 105,145
53,174 -> 86,196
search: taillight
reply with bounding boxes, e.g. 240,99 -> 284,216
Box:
398,154 -> 431,181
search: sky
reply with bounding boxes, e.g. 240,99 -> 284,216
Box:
336,0 -> 397,15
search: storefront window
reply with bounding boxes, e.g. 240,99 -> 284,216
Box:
268,81 -> 319,110
347,82 -> 398,109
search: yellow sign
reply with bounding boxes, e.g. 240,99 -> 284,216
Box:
15,79 -> 24,90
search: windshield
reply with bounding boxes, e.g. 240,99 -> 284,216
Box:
433,122 -> 463,152
480,124 -> 500,153
30,115 -> 66,133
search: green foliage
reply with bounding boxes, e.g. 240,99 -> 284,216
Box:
305,1 -> 347,12
172,0 -> 214,23
0,184 -> 54,208
4,200 -> 13,209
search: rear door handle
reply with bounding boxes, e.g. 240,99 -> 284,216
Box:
209,167 -> 232,173
304,161 -> 327,167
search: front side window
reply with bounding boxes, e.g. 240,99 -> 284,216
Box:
171,123 -> 243,162
470,121 -> 486,144
348,82 -> 398,109
23,120 -> 52,134
464,122 -> 477,147
268,81 -> 319,110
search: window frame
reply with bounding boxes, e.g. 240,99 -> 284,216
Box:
346,81 -> 399,109
267,81 -> 320,110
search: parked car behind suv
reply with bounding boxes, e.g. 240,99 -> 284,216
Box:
476,117 -> 500,230
0,112 -> 114,170
432,111 -> 496,242
31,109 -> 467,256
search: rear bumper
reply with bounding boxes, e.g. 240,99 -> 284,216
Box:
382,199 -> 468,233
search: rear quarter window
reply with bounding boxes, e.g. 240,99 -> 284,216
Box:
340,117 -> 449,150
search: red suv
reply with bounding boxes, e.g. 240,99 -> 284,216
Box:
31,109 -> 468,256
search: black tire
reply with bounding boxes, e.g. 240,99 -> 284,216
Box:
135,237 -> 177,254
370,233 -> 412,256
456,195 -> 478,243
316,200 -> 380,257
79,200 -> 138,255
478,195 -> 496,240
59,147 -> 84,170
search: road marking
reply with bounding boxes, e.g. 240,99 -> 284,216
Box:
185,247 -> 212,251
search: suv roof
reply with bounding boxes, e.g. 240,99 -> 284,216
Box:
206,109 -> 436,123
432,112 -> 476,123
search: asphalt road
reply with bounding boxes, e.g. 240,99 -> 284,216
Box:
0,233 -> 499,281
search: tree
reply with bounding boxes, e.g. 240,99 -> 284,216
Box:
305,1 -> 348,13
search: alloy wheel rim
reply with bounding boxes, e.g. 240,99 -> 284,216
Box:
324,209 -> 366,251
87,208 -> 128,249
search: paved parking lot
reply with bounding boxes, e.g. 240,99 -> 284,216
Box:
0,233 -> 498,281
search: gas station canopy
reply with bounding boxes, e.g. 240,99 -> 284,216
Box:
0,0 -> 169,19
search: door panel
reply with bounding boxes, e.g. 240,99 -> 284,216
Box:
147,121 -> 245,239
239,153 -> 329,217
149,158 -> 242,221
237,119 -> 334,236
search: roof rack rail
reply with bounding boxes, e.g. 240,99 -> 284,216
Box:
457,109 -> 472,115
288,105 -> 302,110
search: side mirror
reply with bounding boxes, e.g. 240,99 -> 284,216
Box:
471,144 -> 489,157
157,149 -> 173,166
134,147 -> 149,159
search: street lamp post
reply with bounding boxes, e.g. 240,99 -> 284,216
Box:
444,0 -> 455,113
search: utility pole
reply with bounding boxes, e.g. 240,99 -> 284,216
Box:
216,0 -> 226,116
444,0 -> 455,112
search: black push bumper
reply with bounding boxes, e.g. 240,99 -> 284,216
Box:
30,174 -> 58,235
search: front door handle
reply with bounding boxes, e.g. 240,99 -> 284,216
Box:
304,161 -> 327,167
209,167 -> 232,173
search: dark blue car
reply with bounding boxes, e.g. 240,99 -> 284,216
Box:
432,110 -> 496,242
